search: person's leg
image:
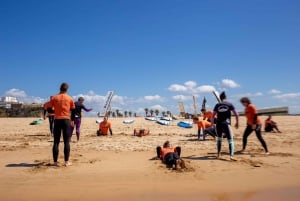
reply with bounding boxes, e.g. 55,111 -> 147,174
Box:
204,127 -> 217,139
156,146 -> 162,158
175,146 -> 181,157
197,129 -> 201,140
75,118 -> 81,141
62,119 -> 71,165
216,124 -> 223,158
255,125 -> 269,153
272,124 -> 281,133
52,120 -> 62,164
223,124 -> 234,158
242,125 -> 253,151
265,124 -> 272,132
49,116 -> 54,134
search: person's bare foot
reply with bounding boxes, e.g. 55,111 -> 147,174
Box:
64,161 -> 72,167
53,162 -> 58,166
265,152 -> 270,155
230,156 -> 237,161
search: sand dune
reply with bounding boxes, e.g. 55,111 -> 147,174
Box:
0,116 -> 300,201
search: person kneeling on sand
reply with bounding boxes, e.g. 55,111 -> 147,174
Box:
156,141 -> 186,170
134,128 -> 150,137
265,115 -> 281,133
193,117 -> 216,141
97,116 -> 112,136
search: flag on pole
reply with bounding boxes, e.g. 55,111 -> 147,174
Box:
202,96 -> 207,110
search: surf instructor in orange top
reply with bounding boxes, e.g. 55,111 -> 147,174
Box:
240,97 -> 269,155
50,83 -> 76,166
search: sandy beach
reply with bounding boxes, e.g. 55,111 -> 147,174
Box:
0,116 -> 300,201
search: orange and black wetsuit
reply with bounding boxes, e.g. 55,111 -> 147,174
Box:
50,93 -> 75,163
156,146 -> 181,167
98,121 -> 112,135
243,104 -> 268,152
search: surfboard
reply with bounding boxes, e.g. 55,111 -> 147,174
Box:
161,117 -> 173,121
156,120 -> 170,126
177,121 -> 193,128
96,119 -> 102,124
123,119 -> 134,124
29,119 -> 43,125
213,90 -> 221,103
145,117 -> 157,121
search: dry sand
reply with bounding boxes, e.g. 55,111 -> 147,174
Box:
0,116 -> 300,201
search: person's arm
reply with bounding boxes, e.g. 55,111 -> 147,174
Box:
211,111 -> 217,124
82,104 -> 93,112
232,109 -> 239,129
109,123 -> 112,135
43,105 -> 47,119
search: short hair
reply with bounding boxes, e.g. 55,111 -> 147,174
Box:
60,83 -> 69,93
193,117 -> 199,121
78,97 -> 84,102
220,91 -> 226,100
201,108 -> 206,112
240,97 -> 251,104
163,141 -> 170,148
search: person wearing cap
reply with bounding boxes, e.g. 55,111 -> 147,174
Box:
70,97 -> 93,142
211,91 -> 239,160
240,97 -> 269,154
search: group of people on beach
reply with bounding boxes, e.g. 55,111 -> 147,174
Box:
43,82 -> 281,168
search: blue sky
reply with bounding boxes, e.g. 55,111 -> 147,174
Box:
0,0 -> 300,115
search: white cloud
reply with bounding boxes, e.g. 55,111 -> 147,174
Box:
144,95 -> 165,102
172,95 -> 191,101
168,81 -> 215,94
5,88 -> 27,98
149,104 -> 167,112
184,81 -> 197,88
273,93 -> 300,100
168,84 -> 188,92
195,85 -> 216,93
4,88 -> 45,104
269,89 -> 282,95
221,79 -> 240,88
232,92 -> 264,98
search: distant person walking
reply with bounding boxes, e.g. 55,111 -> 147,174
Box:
240,97 -> 269,155
70,97 -> 92,142
211,91 -> 239,160
43,96 -> 55,135
50,83 -> 75,166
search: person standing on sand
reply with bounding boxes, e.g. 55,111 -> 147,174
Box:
97,116 -> 112,136
240,97 -> 269,155
43,96 -> 55,136
70,97 -> 92,142
211,91 -> 239,160
50,83 -> 75,167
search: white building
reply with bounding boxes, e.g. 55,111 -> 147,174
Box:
0,96 -> 19,109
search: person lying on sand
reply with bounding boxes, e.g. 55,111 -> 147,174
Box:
97,116 -> 112,136
134,128 -> 150,137
156,141 -> 186,170
265,115 -> 281,133
193,117 -> 216,141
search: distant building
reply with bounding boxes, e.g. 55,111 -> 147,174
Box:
0,96 -> 20,109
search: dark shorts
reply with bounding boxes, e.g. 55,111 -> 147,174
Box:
164,152 -> 180,167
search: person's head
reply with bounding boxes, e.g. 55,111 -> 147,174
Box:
268,115 -> 272,119
201,108 -> 206,113
220,91 -> 226,101
60,83 -> 69,93
240,97 -> 251,107
193,117 -> 199,123
78,97 -> 84,103
103,116 -> 108,122
163,141 -> 170,148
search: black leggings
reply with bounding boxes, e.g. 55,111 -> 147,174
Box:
243,125 -> 268,152
156,146 -> 181,158
48,116 -> 54,134
53,119 -> 71,162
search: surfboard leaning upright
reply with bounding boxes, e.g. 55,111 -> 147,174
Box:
212,90 -> 221,103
